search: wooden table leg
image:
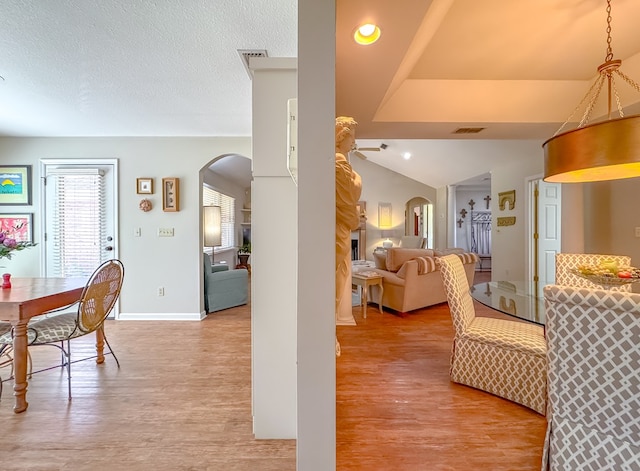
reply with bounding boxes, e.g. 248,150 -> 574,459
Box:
362,284 -> 368,318
95,326 -> 105,364
377,280 -> 384,313
11,321 -> 29,413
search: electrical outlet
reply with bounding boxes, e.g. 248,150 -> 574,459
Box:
158,286 -> 164,296
158,228 -> 174,237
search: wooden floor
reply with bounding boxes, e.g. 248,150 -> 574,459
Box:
337,271 -> 546,470
1,271 -> 546,470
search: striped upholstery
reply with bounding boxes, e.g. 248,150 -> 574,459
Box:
555,253 -> 632,291
542,285 -> 640,470
457,252 -> 479,265
439,254 -> 547,415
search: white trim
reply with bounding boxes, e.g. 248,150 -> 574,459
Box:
118,312 -> 206,321
525,174 -> 540,283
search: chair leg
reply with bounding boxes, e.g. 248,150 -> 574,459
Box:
102,331 -> 120,368
65,340 -> 72,400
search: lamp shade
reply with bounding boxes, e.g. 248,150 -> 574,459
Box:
203,205 -> 222,247
543,116 -> 640,183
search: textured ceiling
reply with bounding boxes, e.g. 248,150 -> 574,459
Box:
0,0 -> 296,137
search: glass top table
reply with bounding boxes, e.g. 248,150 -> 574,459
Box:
470,281 -> 546,326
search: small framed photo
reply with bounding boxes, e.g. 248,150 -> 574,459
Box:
162,177 -> 180,212
136,178 -> 154,194
0,213 -> 34,242
0,165 -> 32,205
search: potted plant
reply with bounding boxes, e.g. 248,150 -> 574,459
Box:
238,242 -> 251,267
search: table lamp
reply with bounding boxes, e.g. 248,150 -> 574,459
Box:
203,205 -> 222,262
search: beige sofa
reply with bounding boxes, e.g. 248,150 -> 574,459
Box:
371,247 -> 478,313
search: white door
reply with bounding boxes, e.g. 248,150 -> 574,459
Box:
41,159 -> 118,279
536,180 -> 562,284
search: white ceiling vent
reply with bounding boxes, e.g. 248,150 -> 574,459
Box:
238,49 -> 268,79
452,127 -> 486,134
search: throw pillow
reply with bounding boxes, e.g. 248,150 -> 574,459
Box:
457,252 -> 479,264
396,256 -> 438,278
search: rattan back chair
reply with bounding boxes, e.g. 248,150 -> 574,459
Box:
12,259 -> 124,399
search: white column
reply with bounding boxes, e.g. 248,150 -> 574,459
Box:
297,0 -> 336,469
251,58 -> 298,438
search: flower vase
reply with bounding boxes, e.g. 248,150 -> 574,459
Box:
2,273 -> 11,289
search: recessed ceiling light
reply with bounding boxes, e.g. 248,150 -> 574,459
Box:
403,152 -> 411,160
354,23 -> 381,45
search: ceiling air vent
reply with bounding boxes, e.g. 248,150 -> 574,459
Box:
238,49 -> 268,79
452,127 -> 486,134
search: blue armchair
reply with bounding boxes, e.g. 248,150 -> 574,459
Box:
203,254 -> 248,313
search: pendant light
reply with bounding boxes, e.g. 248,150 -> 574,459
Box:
543,0 -> 640,183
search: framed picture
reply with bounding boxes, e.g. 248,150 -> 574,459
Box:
162,177 -> 180,212
378,202 -> 392,228
0,213 -> 34,242
136,177 -> 154,194
0,165 -> 32,205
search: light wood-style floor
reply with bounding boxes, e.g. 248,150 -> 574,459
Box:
1,271 -> 545,470
338,270 -> 546,470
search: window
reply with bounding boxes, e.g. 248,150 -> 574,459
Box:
45,169 -> 108,277
203,185 -> 235,251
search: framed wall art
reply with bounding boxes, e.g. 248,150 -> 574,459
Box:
0,165 -> 32,205
0,213 -> 34,242
378,202 -> 392,228
136,177 -> 154,194
162,177 -> 180,212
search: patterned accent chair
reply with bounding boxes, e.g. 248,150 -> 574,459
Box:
438,254 -> 547,415
0,260 -> 124,400
542,285 -> 640,471
555,253 -> 632,291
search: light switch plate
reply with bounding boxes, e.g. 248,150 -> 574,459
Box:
158,227 -> 174,237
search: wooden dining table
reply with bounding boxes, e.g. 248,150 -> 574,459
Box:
0,277 -> 88,413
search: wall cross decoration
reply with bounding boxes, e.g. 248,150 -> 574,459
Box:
468,199 -> 475,210
460,208 -> 467,218
484,195 -> 491,209
457,218 -> 463,228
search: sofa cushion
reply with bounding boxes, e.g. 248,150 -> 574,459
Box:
397,256 -> 438,278
373,251 -> 387,270
386,248 -> 435,272
434,247 -> 465,256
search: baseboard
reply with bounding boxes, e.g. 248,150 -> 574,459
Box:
117,311 -> 206,321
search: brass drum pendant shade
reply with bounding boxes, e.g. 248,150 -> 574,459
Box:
543,0 -> 640,183
543,116 -> 640,183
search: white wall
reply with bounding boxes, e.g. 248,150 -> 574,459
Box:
0,137 -> 251,320
489,140 -> 544,280
582,177 -> 640,264
350,158 -> 437,258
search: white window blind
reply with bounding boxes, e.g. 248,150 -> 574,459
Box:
46,170 -> 106,277
203,185 -> 235,250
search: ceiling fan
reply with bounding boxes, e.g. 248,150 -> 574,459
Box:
351,142 -> 387,160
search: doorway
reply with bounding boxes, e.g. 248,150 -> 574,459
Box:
526,177 -> 562,283
41,159 -> 118,278
405,197 -> 433,248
